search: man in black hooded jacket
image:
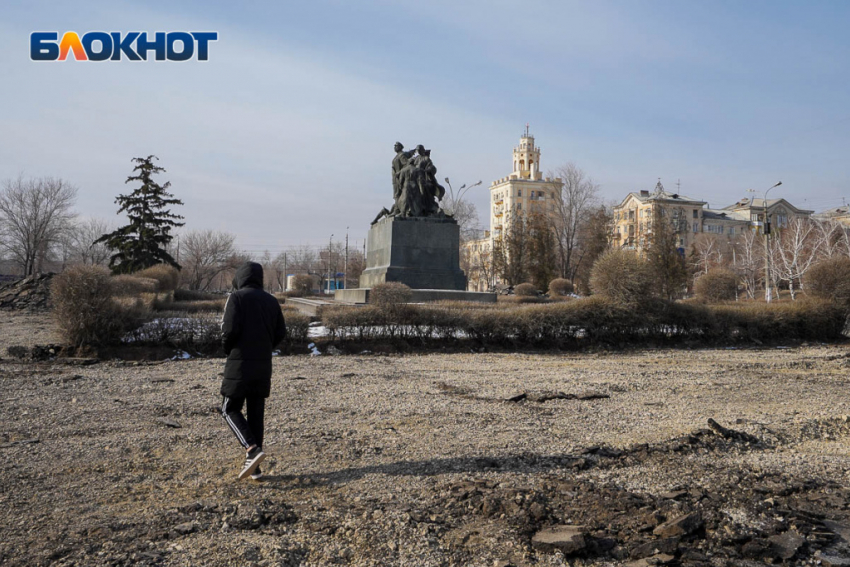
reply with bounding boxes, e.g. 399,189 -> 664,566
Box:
220,261 -> 286,480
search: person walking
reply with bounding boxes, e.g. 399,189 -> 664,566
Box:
220,261 -> 286,480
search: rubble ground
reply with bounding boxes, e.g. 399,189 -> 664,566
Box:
1,312 -> 850,566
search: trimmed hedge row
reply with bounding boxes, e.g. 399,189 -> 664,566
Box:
323,296 -> 848,347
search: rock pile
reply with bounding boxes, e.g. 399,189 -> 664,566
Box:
0,273 -> 53,310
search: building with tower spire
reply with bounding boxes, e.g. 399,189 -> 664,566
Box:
462,128 -> 562,291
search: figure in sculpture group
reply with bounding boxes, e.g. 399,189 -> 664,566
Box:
373,142 -> 448,224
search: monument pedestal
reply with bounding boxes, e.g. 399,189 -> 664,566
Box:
334,216 -> 496,304
359,216 -> 467,290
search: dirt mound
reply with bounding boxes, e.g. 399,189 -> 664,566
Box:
0,273 -> 53,311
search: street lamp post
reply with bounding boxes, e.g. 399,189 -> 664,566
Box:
344,227 -> 349,291
762,181 -> 782,303
327,234 -> 333,295
443,177 -> 482,216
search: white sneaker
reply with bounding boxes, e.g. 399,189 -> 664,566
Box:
237,447 -> 265,480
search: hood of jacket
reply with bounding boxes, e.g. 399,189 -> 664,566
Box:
234,261 -> 264,290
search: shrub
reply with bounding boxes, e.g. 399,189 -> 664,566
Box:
497,295 -> 549,304
282,306 -> 311,343
370,282 -> 412,306
320,295 -> 847,347
694,269 -> 739,302
52,265 -> 146,347
514,283 -> 538,297
174,288 -> 219,301
135,264 -> 180,292
711,298 -> 846,343
548,278 -> 574,297
153,299 -> 226,313
806,256 -> 850,307
289,274 -> 314,297
589,249 -> 655,303
110,275 -> 159,296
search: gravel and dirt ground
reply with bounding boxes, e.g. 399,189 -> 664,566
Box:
1,311 -> 850,566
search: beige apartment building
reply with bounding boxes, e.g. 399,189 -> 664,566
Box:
814,205 -> 850,228
463,130 -> 562,291
462,231 -> 494,292
613,181 -> 814,253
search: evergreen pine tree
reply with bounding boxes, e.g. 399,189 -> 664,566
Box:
97,155 -> 184,273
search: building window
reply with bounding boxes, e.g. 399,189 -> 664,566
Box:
693,223 -> 699,233
517,189 -> 522,197
516,203 -> 522,211
693,210 -> 698,218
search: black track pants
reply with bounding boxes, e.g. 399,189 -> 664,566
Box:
221,396 -> 265,450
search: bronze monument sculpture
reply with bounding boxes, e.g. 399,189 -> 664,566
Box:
332,141 -> 494,302
373,142 -> 448,224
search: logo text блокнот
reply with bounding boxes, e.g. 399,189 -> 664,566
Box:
30,32 -> 218,61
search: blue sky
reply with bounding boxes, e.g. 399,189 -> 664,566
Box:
1,0 -> 848,253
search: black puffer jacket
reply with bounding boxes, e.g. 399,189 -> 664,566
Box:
220,262 -> 286,398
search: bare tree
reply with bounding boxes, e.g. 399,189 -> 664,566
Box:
180,229 -> 237,291
773,218 -> 820,300
732,229 -> 761,299
345,247 -> 366,288
64,217 -> 113,267
258,250 -> 273,291
443,196 -> 480,242
690,233 -> 734,277
551,164 -> 600,281
287,245 -> 318,276
270,252 -> 288,292
841,225 -> 850,259
0,176 -> 77,275
690,234 -> 719,276
572,204 -> 612,294
813,219 -> 850,260
442,179 -> 482,242
646,205 -> 688,300
493,212 -> 529,286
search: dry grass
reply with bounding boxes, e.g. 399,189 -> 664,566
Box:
174,288 -> 220,302
135,264 -> 180,292
110,275 -> 159,296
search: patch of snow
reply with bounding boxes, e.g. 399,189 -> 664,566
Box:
308,325 -> 329,338
170,350 -> 191,360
